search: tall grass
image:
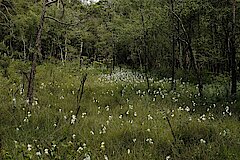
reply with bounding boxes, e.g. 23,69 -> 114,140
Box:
0,60 -> 240,159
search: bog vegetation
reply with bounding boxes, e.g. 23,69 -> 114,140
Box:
0,0 -> 240,159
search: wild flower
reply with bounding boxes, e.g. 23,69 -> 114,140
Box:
105,105 -> 110,111
146,138 -> 154,144
178,107 -> 184,111
23,117 -> 29,123
127,149 -> 131,154
128,120 -> 133,124
72,134 -> 76,139
189,117 -> 192,121
226,106 -> 230,112
134,112 -> 137,117
129,105 -> 133,109
27,111 -> 31,117
44,148 -> 49,154
101,142 -> 105,148
90,131 -> 94,135
83,143 -> 87,149
146,128 -> 151,132
166,155 -> 171,160
104,155 -> 109,160
147,114 -> 153,120
133,138 -> 137,143
136,90 -> 141,95
27,144 -> 32,151
12,97 -> 16,104
82,112 -> 87,118
200,114 -> 206,121
83,154 -> 91,160
100,125 -> 107,134
185,106 -> 190,112
52,144 -> 56,148
200,139 -> 206,144
119,114 -> 123,119
220,129 -> 229,136
77,146 -> 84,153
36,151 -> 41,156
192,101 -> 196,107
71,115 -> 77,124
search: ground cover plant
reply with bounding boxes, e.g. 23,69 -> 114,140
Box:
0,60 -> 240,160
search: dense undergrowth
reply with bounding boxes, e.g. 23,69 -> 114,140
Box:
0,60 -> 240,159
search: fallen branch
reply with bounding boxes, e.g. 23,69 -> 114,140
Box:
76,73 -> 87,117
166,116 -> 177,143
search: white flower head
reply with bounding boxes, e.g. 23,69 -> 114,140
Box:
200,139 -> 206,144
72,134 -> 76,139
27,144 -> 32,151
83,154 -> 91,160
127,148 -> 130,154
44,148 -> 49,154
166,155 -> 171,160
36,151 -> 41,156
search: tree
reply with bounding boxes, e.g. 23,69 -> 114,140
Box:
231,0 -> 237,97
27,0 -> 65,105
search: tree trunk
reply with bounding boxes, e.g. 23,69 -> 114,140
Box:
111,33 -> 115,72
170,0 -> 176,90
60,44 -> 64,64
171,34 -> 176,90
65,35 -> 68,61
79,41 -> 83,67
140,9 -> 150,90
21,35 -> 26,60
27,0 -> 47,105
231,0 -> 237,97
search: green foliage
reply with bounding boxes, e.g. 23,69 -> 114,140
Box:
0,56 -> 10,77
0,0 -> 240,158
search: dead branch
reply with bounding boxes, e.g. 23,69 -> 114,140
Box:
76,73 -> 87,117
46,0 -> 58,6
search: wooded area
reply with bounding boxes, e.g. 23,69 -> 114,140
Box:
1,0 -> 239,99
1,0 -> 240,159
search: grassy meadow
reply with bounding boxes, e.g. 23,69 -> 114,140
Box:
0,60 -> 240,159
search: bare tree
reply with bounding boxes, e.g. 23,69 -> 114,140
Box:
27,0 -> 65,105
